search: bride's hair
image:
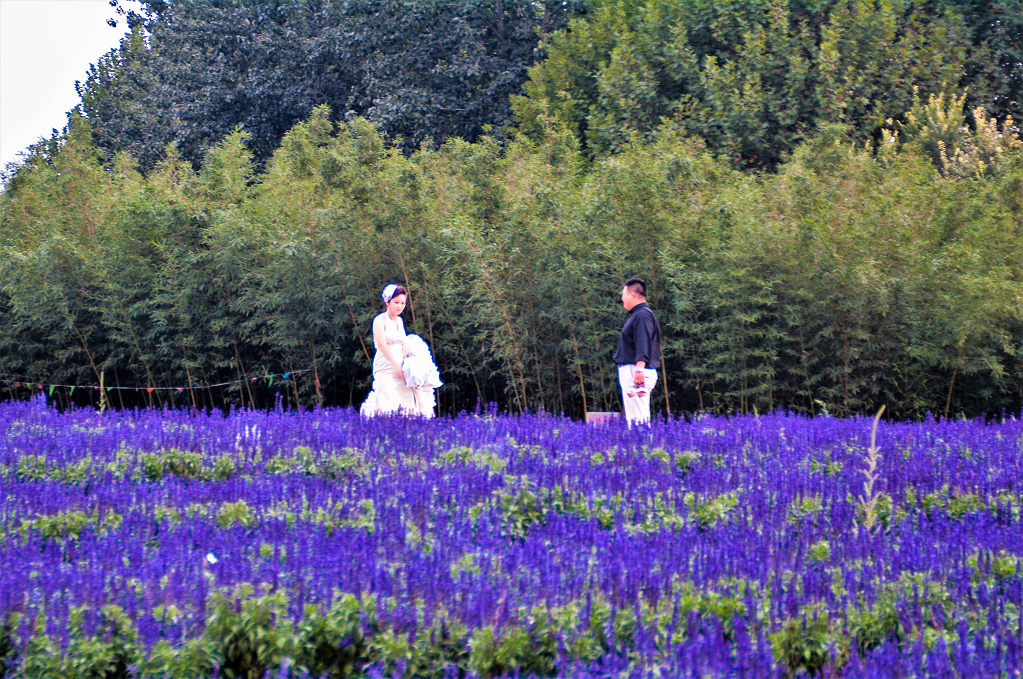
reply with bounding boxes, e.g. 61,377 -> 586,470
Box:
384,285 -> 408,304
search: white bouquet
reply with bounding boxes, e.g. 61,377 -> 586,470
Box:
402,334 -> 443,389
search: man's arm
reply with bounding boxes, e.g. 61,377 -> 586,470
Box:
632,310 -> 655,386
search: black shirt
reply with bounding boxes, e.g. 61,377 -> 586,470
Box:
613,302 -> 661,368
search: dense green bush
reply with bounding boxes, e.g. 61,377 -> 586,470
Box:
514,0 -> 1021,168
2,98 -> 1021,419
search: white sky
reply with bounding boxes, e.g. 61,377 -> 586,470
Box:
1,0 -> 130,171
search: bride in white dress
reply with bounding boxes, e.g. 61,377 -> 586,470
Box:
360,283 -> 440,417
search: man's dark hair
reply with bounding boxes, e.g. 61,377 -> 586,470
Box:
624,277 -> 646,297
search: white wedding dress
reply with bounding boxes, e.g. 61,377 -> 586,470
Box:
360,316 -> 441,417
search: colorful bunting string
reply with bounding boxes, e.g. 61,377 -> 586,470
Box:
1,369 -> 313,394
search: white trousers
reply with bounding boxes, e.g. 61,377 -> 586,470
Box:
618,364 -> 658,425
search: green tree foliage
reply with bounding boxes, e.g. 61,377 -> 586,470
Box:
513,0 -> 1018,167
2,101 -> 1020,418
944,0 -> 1023,122
73,0 -> 586,171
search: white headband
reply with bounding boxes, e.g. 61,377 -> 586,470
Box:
381,283 -> 399,303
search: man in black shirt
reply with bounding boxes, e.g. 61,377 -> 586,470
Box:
613,277 -> 661,424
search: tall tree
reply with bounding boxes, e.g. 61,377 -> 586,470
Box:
943,0 -> 1023,121
75,0 -> 586,172
513,0 -> 1012,168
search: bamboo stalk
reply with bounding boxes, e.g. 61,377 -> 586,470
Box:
233,341 -> 253,408
572,334 -> 588,417
289,360 -> 301,407
310,340 -> 323,407
98,370 -> 108,412
185,364 -> 197,410
113,370 -> 126,409
945,344 -> 964,419
530,304 -> 544,412
398,253 -> 415,323
336,275 -> 372,365
454,334 -> 484,406
69,315 -> 103,398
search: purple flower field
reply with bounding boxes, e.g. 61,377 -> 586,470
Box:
1,397 -> 1021,678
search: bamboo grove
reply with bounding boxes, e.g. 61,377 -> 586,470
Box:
1,97 -> 1021,419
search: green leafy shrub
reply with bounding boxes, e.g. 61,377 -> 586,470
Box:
346,499 -> 376,533
24,510 -> 96,541
294,595 -> 372,678
143,637 -> 215,678
849,599 -> 901,656
264,455 -> 298,474
55,457 -> 93,484
673,449 -> 702,476
408,620 -> 471,679
141,453 -> 163,481
291,446 -> 317,474
216,501 -> 255,530
685,491 -> 739,531
770,607 -> 832,677
202,586 -> 290,679
15,455 -> 47,481
468,614 -> 557,679
499,486 -> 547,538
806,540 -> 832,565
947,491 -> 986,520
992,551 -> 1019,581
209,455 -> 236,481
64,605 -> 139,679
787,495 -> 824,526
163,449 -> 203,479
316,452 -> 366,480
0,613 -> 20,679
18,614 -> 61,679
